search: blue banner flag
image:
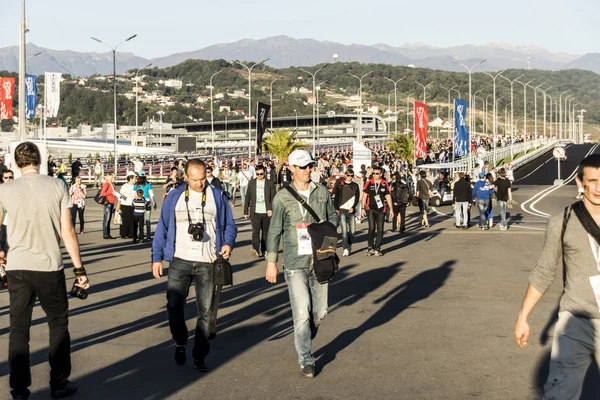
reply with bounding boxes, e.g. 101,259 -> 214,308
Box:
454,99 -> 469,158
25,75 -> 37,119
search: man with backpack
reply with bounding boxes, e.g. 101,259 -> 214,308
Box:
514,154 -> 600,399
265,150 -> 338,379
390,171 -> 410,233
334,168 -> 360,256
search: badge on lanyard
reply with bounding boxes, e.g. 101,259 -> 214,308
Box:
374,194 -> 384,209
296,223 -> 312,255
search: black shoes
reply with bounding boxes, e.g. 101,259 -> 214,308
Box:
301,364 -> 315,379
194,358 -> 210,372
174,345 -> 186,365
50,381 -> 78,399
10,388 -> 30,400
103,235 -> 116,240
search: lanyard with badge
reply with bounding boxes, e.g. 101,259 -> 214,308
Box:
285,187 -> 315,256
587,234 -> 600,312
185,186 -> 207,257
373,181 -> 384,209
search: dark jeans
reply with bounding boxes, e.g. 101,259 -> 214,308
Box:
102,202 -> 114,236
119,205 -> 134,238
477,200 -> 490,227
339,210 -> 356,251
70,206 -> 84,232
392,204 -> 407,232
166,258 -> 214,361
133,215 -> 145,240
367,209 -> 385,250
250,213 -> 270,254
7,269 -> 71,392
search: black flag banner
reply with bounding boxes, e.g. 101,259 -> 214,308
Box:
256,102 -> 270,155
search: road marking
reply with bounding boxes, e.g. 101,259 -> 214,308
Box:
509,225 -> 546,231
521,144 -> 598,218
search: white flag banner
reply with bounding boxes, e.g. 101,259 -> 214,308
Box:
45,72 -> 62,118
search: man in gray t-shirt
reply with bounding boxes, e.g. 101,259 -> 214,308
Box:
0,142 -> 90,400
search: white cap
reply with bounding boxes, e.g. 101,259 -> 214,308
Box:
288,150 -> 315,167
126,171 -> 137,177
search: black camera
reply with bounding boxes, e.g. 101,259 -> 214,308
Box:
188,222 -> 205,242
70,281 -> 88,300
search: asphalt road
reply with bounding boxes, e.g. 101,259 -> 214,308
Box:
0,165 -> 598,399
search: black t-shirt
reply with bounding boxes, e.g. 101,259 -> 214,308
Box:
495,177 -> 512,201
48,161 -> 56,177
363,179 -> 391,211
71,161 -> 82,175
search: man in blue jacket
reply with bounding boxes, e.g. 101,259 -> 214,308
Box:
472,172 -> 494,230
152,158 -> 237,372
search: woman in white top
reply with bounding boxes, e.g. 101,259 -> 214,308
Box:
116,172 -> 137,239
69,176 -> 87,233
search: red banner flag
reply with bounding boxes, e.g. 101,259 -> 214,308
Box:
414,101 -> 428,159
0,78 -> 15,120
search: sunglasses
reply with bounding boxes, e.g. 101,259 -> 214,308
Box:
297,164 -> 312,170
346,174 -> 354,177
372,172 -> 381,175
256,173 -> 264,176
3,176 -> 13,180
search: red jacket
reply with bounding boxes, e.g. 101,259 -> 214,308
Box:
101,182 -> 116,204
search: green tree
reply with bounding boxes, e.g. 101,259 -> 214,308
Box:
387,134 -> 414,162
262,128 -> 307,173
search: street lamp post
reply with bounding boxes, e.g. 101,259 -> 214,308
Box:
269,77 -> 282,131
514,78 -> 535,150
316,80 -> 326,145
384,76 -> 407,135
533,83 -> 545,138
452,58 -> 487,169
406,94 -> 415,133
568,98 -> 576,141
415,80 -> 435,103
300,65 -> 328,157
91,34 -> 137,176
348,71 -> 373,142
500,74 -> 524,159
18,0 -> 27,141
440,85 -> 457,128
493,96 -> 504,165
485,94 -> 493,134
135,63 -> 152,155
483,70 -> 505,140
473,89 -> 483,134
548,95 -> 555,138
537,86 -> 552,139
208,70 -> 223,154
558,90 -> 571,140
565,95 -> 574,140
156,110 -> 164,148
233,58 -> 270,158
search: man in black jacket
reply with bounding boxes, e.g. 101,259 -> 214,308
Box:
452,172 -> 472,229
390,171 -> 410,233
244,164 -> 276,257
334,168 -> 360,256
278,163 -> 292,189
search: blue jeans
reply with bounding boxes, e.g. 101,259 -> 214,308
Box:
240,185 -> 248,207
284,268 -> 328,367
339,211 -> 356,251
476,200 -> 490,228
102,203 -> 114,236
497,200 -> 508,227
166,258 -> 214,361
144,209 -> 152,241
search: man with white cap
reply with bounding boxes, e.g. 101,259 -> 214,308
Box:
266,149 -> 339,379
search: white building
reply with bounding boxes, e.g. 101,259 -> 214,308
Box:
162,79 -> 183,89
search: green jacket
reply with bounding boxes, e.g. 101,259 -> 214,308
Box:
266,181 -> 339,270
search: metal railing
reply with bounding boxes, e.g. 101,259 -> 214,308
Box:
455,138 -> 552,170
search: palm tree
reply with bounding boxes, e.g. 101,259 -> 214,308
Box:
262,128 -> 307,174
387,134 -> 414,162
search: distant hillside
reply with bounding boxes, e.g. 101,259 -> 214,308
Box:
0,36 -> 595,77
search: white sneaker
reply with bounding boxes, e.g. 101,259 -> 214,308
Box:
342,249 -> 349,257
500,226 -> 508,231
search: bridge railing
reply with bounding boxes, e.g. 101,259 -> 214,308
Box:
455,138 -> 553,170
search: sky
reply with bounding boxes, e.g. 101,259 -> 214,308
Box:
1,0 -> 598,58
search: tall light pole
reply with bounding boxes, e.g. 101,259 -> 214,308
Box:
451,87 -> 461,100
316,80 -> 326,146
565,94 -> 574,140
452,58 -> 487,169
293,109 -> 298,129
348,71 -> 373,142
384,76 -> 406,135
208,70 -> 223,154
558,90 -> 571,140
473,89 -> 483,134
269,77 -> 282,131
548,95 -> 555,138
406,94 -> 415,133
415,80 -> 435,103
533,83 -> 545,137
500,74 -> 524,159
537,86 -> 552,138
578,109 -> 586,144
300,65 -> 328,157
233,58 -> 270,158
134,63 -> 152,154
156,110 -> 164,148
514,78 -> 535,150
485,94 -> 493,134
440,85 -> 457,126
18,0 -> 27,141
568,97 -> 576,141
91,34 -> 137,176
493,96 -> 504,165
483,70 -> 505,140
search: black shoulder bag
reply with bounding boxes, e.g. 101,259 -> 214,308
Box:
285,186 -> 340,283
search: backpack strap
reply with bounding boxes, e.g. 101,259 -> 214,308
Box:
561,205 -> 573,289
285,186 -> 321,222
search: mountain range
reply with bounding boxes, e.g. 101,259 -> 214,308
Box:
0,35 -> 598,77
